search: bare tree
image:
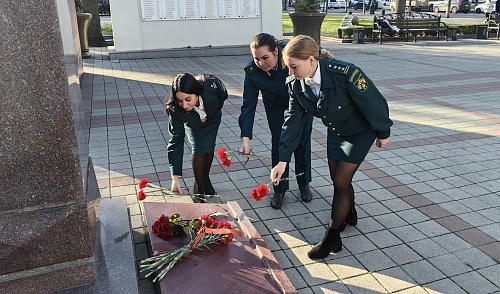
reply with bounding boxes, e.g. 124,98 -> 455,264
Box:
82,0 -> 107,47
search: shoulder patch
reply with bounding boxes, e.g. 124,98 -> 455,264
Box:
285,75 -> 296,84
350,71 -> 369,92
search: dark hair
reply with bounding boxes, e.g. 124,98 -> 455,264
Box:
165,73 -> 213,113
250,33 -> 278,52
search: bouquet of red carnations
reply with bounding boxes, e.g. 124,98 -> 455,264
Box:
141,214 -> 242,282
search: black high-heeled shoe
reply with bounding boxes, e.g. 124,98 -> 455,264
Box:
308,228 -> 342,260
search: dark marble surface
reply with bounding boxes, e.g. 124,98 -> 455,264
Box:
56,198 -> 139,294
0,0 -> 97,292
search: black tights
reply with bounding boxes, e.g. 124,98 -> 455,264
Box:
192,151 -> 215,195
328,159 -> 359,230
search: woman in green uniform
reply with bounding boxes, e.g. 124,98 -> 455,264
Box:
271,35 -> 392,259
239,33 -> 313,209
166,73 -> 228,203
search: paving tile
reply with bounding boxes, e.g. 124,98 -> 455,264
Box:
310,281 -> 351,294
354,216 -> 385,234
300,262 -> 339,286
454,247 -> 497,270
450,271 -> 500,294
427,253 -> 474,276
401,260 -> 446,285
275,230 -> 310,250
365,230 -> 403,249
342,235 -> 377,255
400,194 -> 434,208
478,242 -> 500,263
431,233 -> 473,253
413,220 -> 450,238
372,267 -> 417,293
455,228 -> 497,247
289,213 -> 323,230
356,250 -> 397,272
358,202 -> 391,217
391,225 -> 427,243
326,255 -> 368,280
395,209 -> 429,224
423,278 -> 468,294
343,273 -> 387,294
457,211 -> 495,227
284,267 -> 308,290
382,244 -> 422,266
407,239 -> 448,259
478,264 -> 500,289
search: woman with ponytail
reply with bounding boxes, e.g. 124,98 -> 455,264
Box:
271,35 -> 392,259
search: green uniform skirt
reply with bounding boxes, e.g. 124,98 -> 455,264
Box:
185,109 -> 222,154
327,130 -> 376,164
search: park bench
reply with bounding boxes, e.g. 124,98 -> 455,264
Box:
372,12 -> 449,44
338,12 -> 360,38
487,13 -> 500,39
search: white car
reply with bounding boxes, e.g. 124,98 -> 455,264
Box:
475,0 -> 497,13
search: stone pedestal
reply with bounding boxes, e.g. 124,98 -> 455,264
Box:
0,0 -> 97,293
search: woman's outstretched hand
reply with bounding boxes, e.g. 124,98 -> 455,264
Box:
171,175 -> 185,195
270,162 -> 288,185
376,137 -> 390,148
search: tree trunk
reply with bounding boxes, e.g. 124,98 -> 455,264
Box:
82,0 -> 107,47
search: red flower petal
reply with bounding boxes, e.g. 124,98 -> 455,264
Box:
139,178 -> 149,189
222,158 -> 231,167
217,147 -> 226,159
138,189 -> 146,201
256,184 -> 269,197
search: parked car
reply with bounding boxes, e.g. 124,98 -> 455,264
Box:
475,0 -> 497,12
430,0 -> 471,13
353,0 -> 380,10
329,0 -> 340,8
338,0 -> 348,8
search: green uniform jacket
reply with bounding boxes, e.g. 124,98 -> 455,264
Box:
167,77 -> 228,176
239,44 -> 289,139
279,58 -> 392,162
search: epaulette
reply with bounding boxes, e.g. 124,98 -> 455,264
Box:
325,59 -> 355,76
244,60 -> 258,74
285,75 -> 296,84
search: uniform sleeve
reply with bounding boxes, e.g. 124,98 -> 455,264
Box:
167,110 -> 185,176
238,74 -> 259,139
279,88 -> 307,162
346,67 -> 392,139
215,77 -> 228,110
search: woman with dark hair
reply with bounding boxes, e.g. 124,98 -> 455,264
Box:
271,35 -> 392,259
239,33 -> 313,209
166,73 -> 228,202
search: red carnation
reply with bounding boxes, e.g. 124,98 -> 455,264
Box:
256,184 -> 269,197
251,189 -> 261,201
138,189 -> 146,201
152,214 -> 174,240
217,148 -> 227,159
222,157 -> 231,167
139,178 -> 149,189
250,184 -> 270,202
218,221 -> 234,244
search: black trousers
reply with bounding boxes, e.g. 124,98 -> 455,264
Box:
264,100 -> 313,193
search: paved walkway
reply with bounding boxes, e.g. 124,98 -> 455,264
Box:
84,38 -> 500,294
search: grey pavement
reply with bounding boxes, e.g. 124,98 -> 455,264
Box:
85,38 -> 500,293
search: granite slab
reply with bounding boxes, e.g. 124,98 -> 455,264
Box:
143,201 -> 296,294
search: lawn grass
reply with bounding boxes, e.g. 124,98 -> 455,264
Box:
102,23 -> 113,36
282,13 -> 374,38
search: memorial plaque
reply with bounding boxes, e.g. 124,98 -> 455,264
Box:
143,202 -> 296,294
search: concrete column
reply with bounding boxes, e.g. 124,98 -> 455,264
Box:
0,0 -> 98,292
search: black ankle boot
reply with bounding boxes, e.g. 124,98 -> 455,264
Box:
192,182 -> 206,203
271,192 -> 285,209
308,228 -> 342,260
204,178 -> 216,195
